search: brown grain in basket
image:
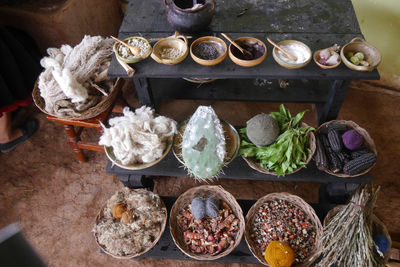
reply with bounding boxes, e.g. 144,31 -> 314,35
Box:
324,205 -> 391,264
32,78 -> 122,120
169,185 -> 245,261
317,120 -> 377,178
93,188 -> 167,259
245,192 -> 323,266
242,122 -> 316,176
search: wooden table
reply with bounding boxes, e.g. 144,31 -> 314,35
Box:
105,0 -> 374,263
107,0 -> 380,124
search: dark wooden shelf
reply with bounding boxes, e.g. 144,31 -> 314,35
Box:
106,150 -> 371,184
125,197 -> 334,264
149,78 -> 331,103
108,32 -> 379,81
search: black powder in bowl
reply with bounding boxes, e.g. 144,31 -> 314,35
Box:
231,40 -> 265,60
192,42 -> 221,60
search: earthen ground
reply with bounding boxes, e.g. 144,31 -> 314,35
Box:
0,80 -> 399,266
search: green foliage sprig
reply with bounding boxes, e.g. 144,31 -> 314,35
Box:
239,104 -> 314,176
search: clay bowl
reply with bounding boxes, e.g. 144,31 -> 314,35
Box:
113,36 -> 152,64
151,33 -> 189,65
272,40 -> 311,69
313,49 -> 341,69
340,37 -> 381,72
190,36 -> 227,66
228,37 -> 267,67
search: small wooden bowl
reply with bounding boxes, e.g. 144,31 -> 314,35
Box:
245,192 -> 323,266
316,120 -> 377,178
228,37 -> 267,67
340,37 -> 381,72
151,32 -> 188,65
113,36 -> 152,64
272,40 -> 312,69
324,206 -> 391,265
169,185 -> 245,261
190,36 -> 227,66
313,49 -> 341,69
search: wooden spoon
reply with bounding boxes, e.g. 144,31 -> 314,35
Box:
221,33 -> 253,59
111,36 -> 141,56
266,37 -> 297,61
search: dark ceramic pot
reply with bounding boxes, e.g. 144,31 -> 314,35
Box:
164,0 -> 215,33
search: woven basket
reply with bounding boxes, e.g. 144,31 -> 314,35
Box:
245,192 -> 323,266
169,185 -> 245,260
324,205 -> 391,264
317,120 -> 377,178
32,78 -> 122,120
242,122 -> 316,176
94,188 -> 167,259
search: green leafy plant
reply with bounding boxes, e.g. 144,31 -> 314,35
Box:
239,104 -> 315,176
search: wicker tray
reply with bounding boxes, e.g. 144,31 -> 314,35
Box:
32,78 -> 122,120
245,192 -> 323,266
242,122 -> 316,176
169,185 -> 245,261
324,205 -> 391,264
317,120 -> 377,178
94,188 -> 167,259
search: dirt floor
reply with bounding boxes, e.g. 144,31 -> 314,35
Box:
0,80 -> 399,266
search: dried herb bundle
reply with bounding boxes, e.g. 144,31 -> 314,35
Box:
317,184 -> 382,266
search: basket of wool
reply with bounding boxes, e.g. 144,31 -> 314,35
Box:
33,35 -> 120,120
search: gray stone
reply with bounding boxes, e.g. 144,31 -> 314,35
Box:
246,113 -> 279,146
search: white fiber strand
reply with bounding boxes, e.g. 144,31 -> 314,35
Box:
38,35 -> 114,116
99,107 -> 177,165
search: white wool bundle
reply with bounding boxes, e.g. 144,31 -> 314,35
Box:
38,35 -> 114,114
99,106 -> 177,165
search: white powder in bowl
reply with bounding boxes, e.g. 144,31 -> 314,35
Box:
276,43 -> 310,64
117,38 -> 150,59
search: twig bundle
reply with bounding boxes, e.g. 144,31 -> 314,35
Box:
317,184 -> 382,266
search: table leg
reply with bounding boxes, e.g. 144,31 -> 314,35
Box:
317,80 -> 351,125
62,124 -> 86,163
133,77 -> 155,107
319,183 -> 360,204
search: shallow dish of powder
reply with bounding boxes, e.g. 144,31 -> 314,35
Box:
272,40 -> 312,69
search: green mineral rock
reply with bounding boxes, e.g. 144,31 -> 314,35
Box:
182,106 -> 226,180
246,113 -> 279,146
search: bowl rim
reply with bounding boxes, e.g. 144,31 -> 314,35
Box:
151,36 -> 189,65
339,37 -> 381,72
228,36 -> 267,61
113,36 -> 152,63
190,36 -> 228,65
105,134 -> 174,170
272,39 -> 312,69
313,49 -> 341,69
228,36 -> 267,67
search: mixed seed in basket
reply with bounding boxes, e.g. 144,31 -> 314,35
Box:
177,197 -> 240,255
315,123 -> 376,175
251,199 -> 317,263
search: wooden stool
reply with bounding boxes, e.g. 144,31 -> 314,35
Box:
47,96 -> 125,163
